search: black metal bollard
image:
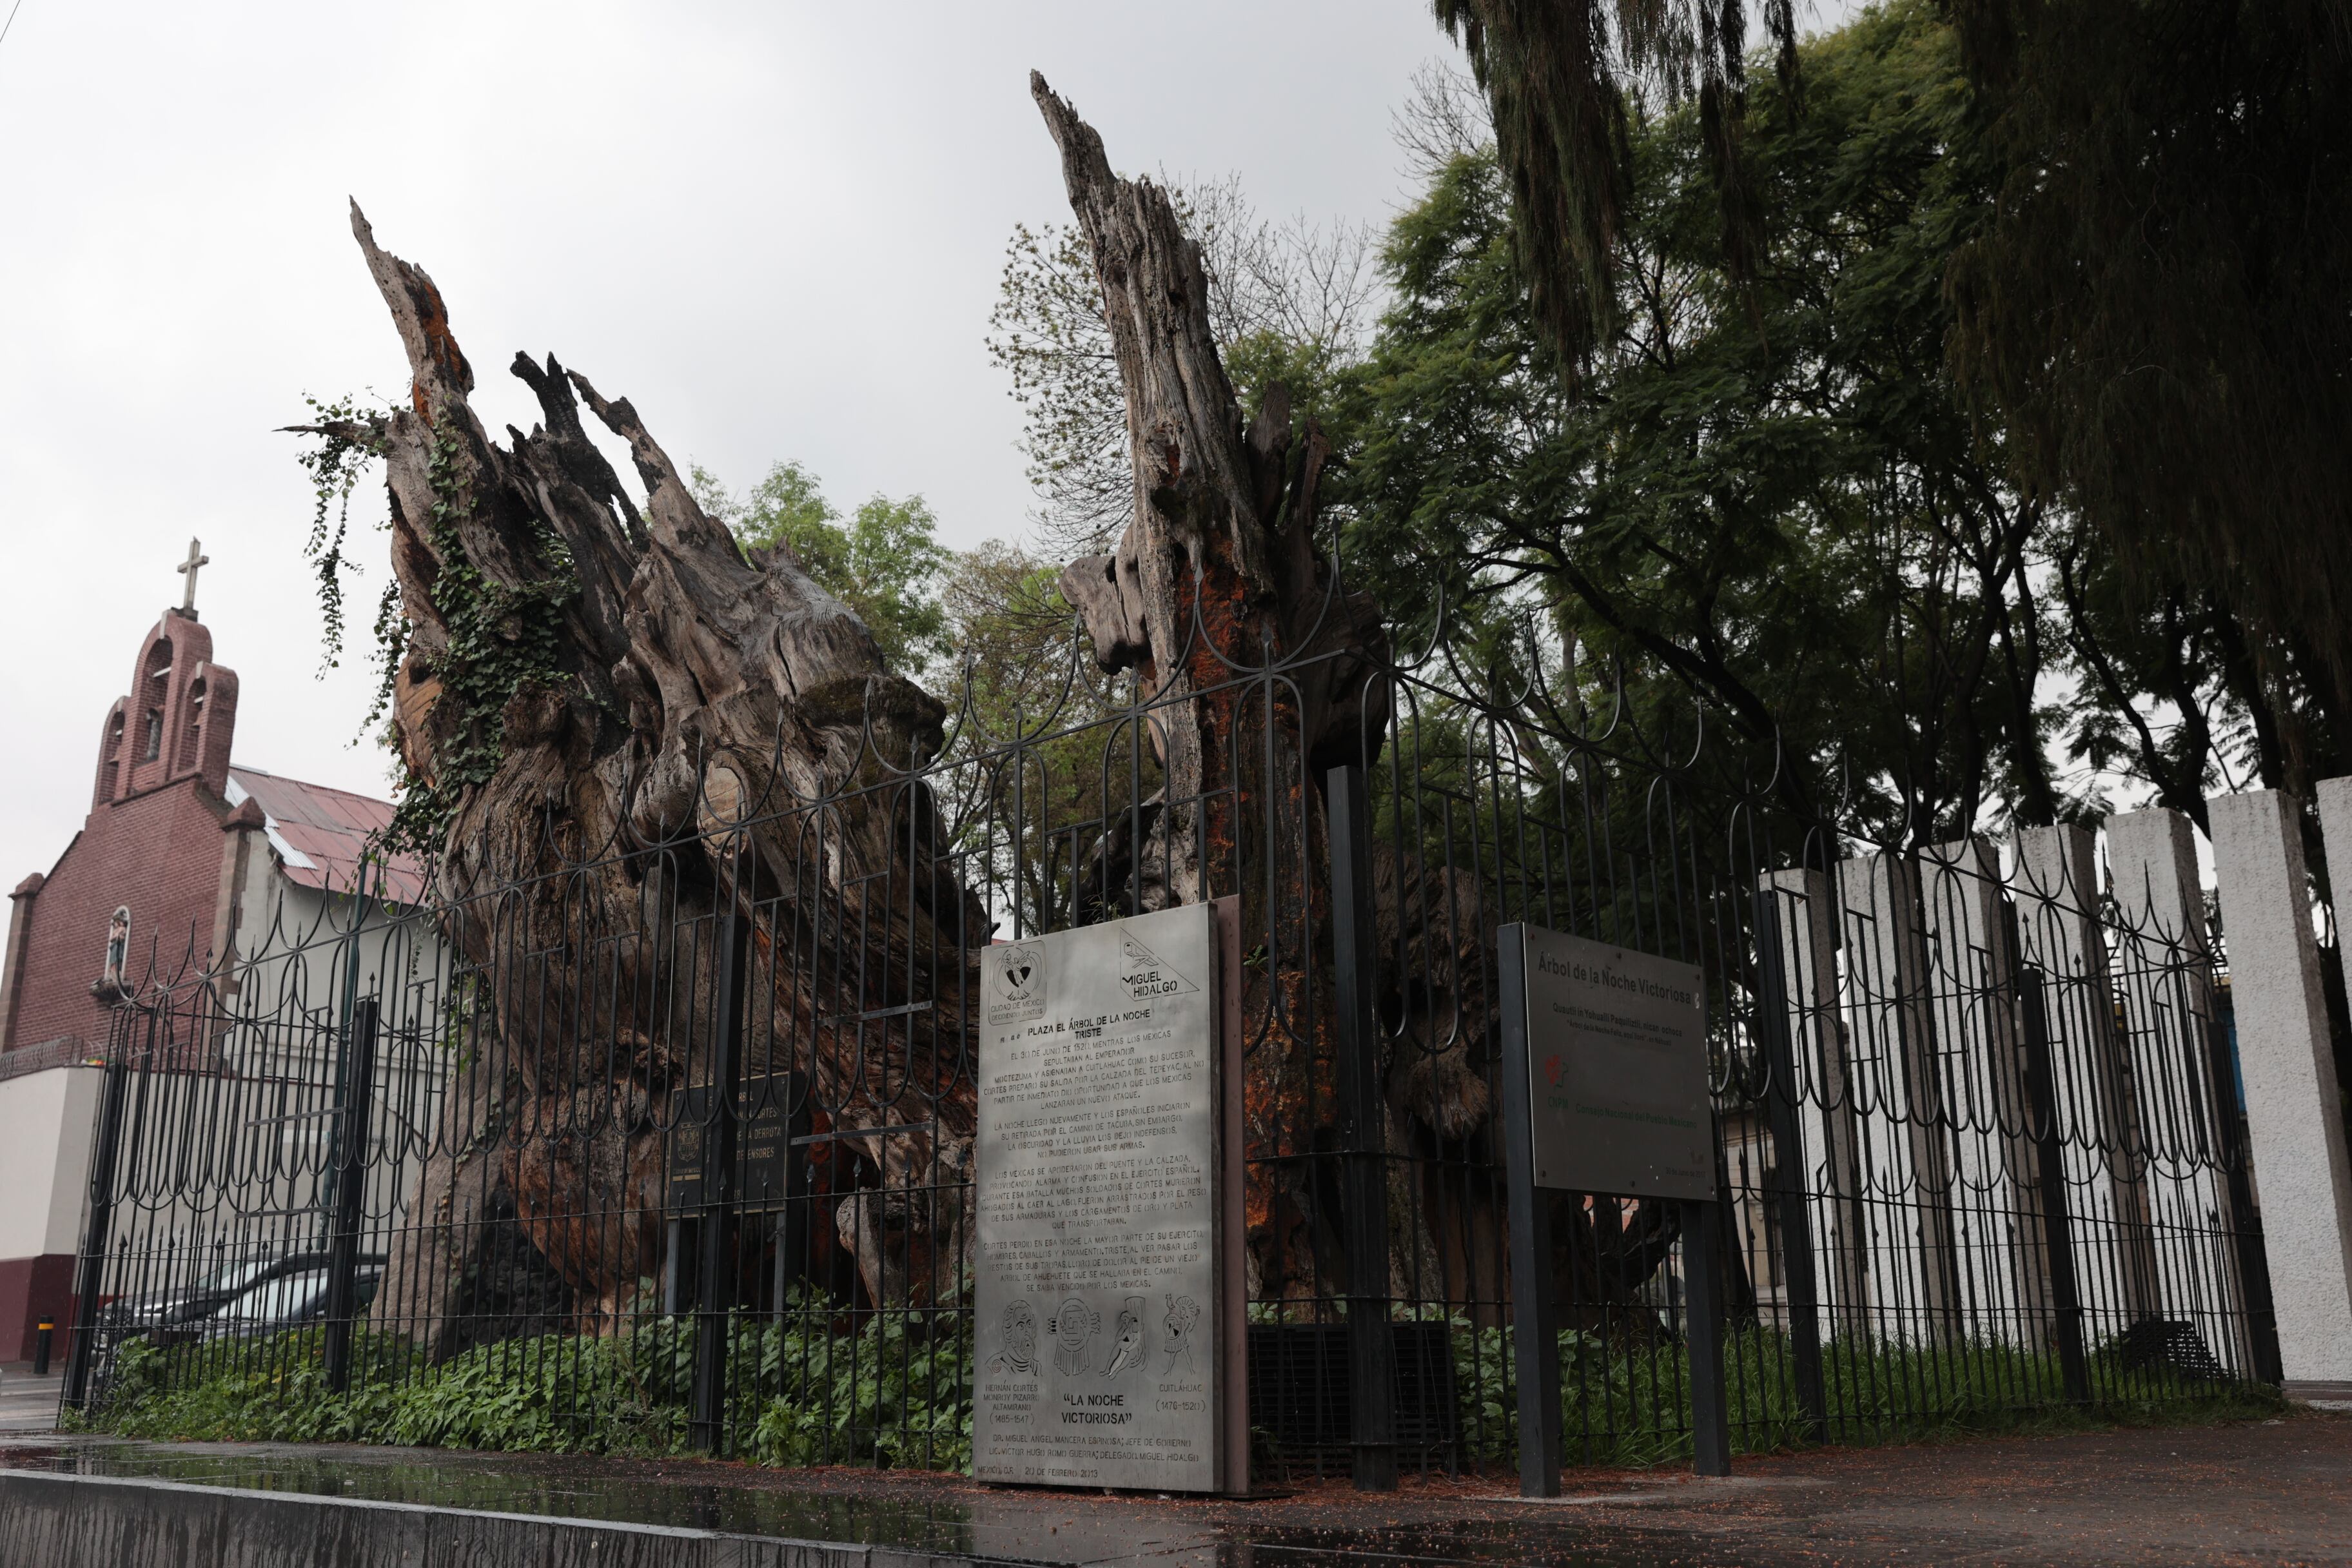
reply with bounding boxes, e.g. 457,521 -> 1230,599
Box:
1681,1198 -> 1734,1477
33,1321 -> 53,1377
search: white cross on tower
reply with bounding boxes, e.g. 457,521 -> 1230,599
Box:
177,538 -> 210,616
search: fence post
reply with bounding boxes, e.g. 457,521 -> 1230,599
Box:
323,997 -> 381,1395
772,1071 -> 812,1317
690,905 -> 751,1452
1326,763 -> 1396,1492
63,1023 -> 135,1410
1497,924 -> 1562,1498
1682,1197 -> 1733,1477
1750,892 -> 1827,1440
2204,1009 -> 2285,1387
2015,967 -> 2089,1403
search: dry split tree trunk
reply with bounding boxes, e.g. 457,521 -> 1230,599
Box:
1030,78 -> 1398,1303
1033,81 -> 1681,1327
340,206 -> 981,1333
355,72 -> 1647,1339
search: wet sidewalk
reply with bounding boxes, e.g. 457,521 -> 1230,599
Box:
0,1364 -> 64,1431
2,1412 -> 2346,1565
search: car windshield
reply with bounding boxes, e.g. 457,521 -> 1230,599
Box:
219,1269 -> 329,1324
191,1259 -> 279,1298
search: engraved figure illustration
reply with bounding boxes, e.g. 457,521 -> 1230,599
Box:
1115,931 -> 1198,1000
1102,1295 -> 1146,1378
987,1300 -> 1039,1377
1161,1293 -> 1201,1374
994,945 -> 1041,1003
986,941 -> 1049,1024
1047,1297 -> 1097,1376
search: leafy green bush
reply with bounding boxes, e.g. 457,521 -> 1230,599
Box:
745,1300 -> 972,1471
83,1300 -> 2275,1476
1440,1313 -> 2286,1469
81,1293 -> 970,1470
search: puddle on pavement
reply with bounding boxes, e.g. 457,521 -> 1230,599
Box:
0,1436 -> 1705,1567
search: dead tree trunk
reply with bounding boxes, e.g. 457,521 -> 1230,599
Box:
337,206 -> 981,1332
1032,79 -> 1390,1304
1034,82 -> 1678,1327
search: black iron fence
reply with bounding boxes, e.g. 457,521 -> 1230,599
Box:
63,594 -> 2279,1481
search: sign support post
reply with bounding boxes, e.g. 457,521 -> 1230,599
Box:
1498,926 -> 1563,1498
1499,921 -> 1727,1489
1681,1197 -> 1732,1477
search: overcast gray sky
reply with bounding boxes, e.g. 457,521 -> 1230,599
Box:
0,0 -> 1856,894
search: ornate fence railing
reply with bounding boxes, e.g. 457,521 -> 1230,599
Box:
62,600 -> 2277,1479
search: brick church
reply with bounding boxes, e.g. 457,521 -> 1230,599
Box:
0,545 -> 424,1361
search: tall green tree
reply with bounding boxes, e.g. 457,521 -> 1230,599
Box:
1439,0 -> 2352,765
1349,3 -> 2055,847
1944,0 -> 2352,730
987,175 -> 1376,553
691,461 -> 951,675
1431,0 -> 1799,375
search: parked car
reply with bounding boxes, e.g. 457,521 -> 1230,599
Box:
99,1251 -> 333,1344
84,1249 -> 384,1402
198,1261 -> 385,1341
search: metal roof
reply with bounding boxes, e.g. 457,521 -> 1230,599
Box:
224,767 -> 428,905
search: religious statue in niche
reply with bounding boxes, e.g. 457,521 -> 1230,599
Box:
1048,1297 -> 1097,1375
987,1300 -> 1039,1378
1102,1295 -> 1146,1378
90,906 -> 132,1006
1161,1294 -> 1201,1374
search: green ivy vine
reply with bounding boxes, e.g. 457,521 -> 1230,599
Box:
297,398 -> 576,858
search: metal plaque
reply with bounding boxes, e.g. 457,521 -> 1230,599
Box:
665,1071 -> 807,1215
1514,925 -> 1713,1200
973,903 -> 1223,1492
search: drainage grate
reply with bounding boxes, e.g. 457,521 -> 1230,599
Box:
1246,1322 -> 1461,1471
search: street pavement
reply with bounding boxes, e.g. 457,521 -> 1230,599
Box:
0,1365 -> 64,1432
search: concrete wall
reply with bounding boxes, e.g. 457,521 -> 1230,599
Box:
0,1066 -> 101,1359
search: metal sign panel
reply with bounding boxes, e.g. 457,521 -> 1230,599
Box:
665,1072 -> 806,1215
1513,925 -> 1713,1200
972,903 -> 1224,1492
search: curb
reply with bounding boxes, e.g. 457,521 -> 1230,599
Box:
0,1467 -> 996,1568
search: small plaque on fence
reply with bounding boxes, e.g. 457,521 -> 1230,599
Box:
665,1071 -> 805,1214
971,902 -> 1241,1494
1511,925 -> 1713,1200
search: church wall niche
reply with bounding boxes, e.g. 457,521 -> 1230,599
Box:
173,681 -> 206,773
92,703 -> 125,808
